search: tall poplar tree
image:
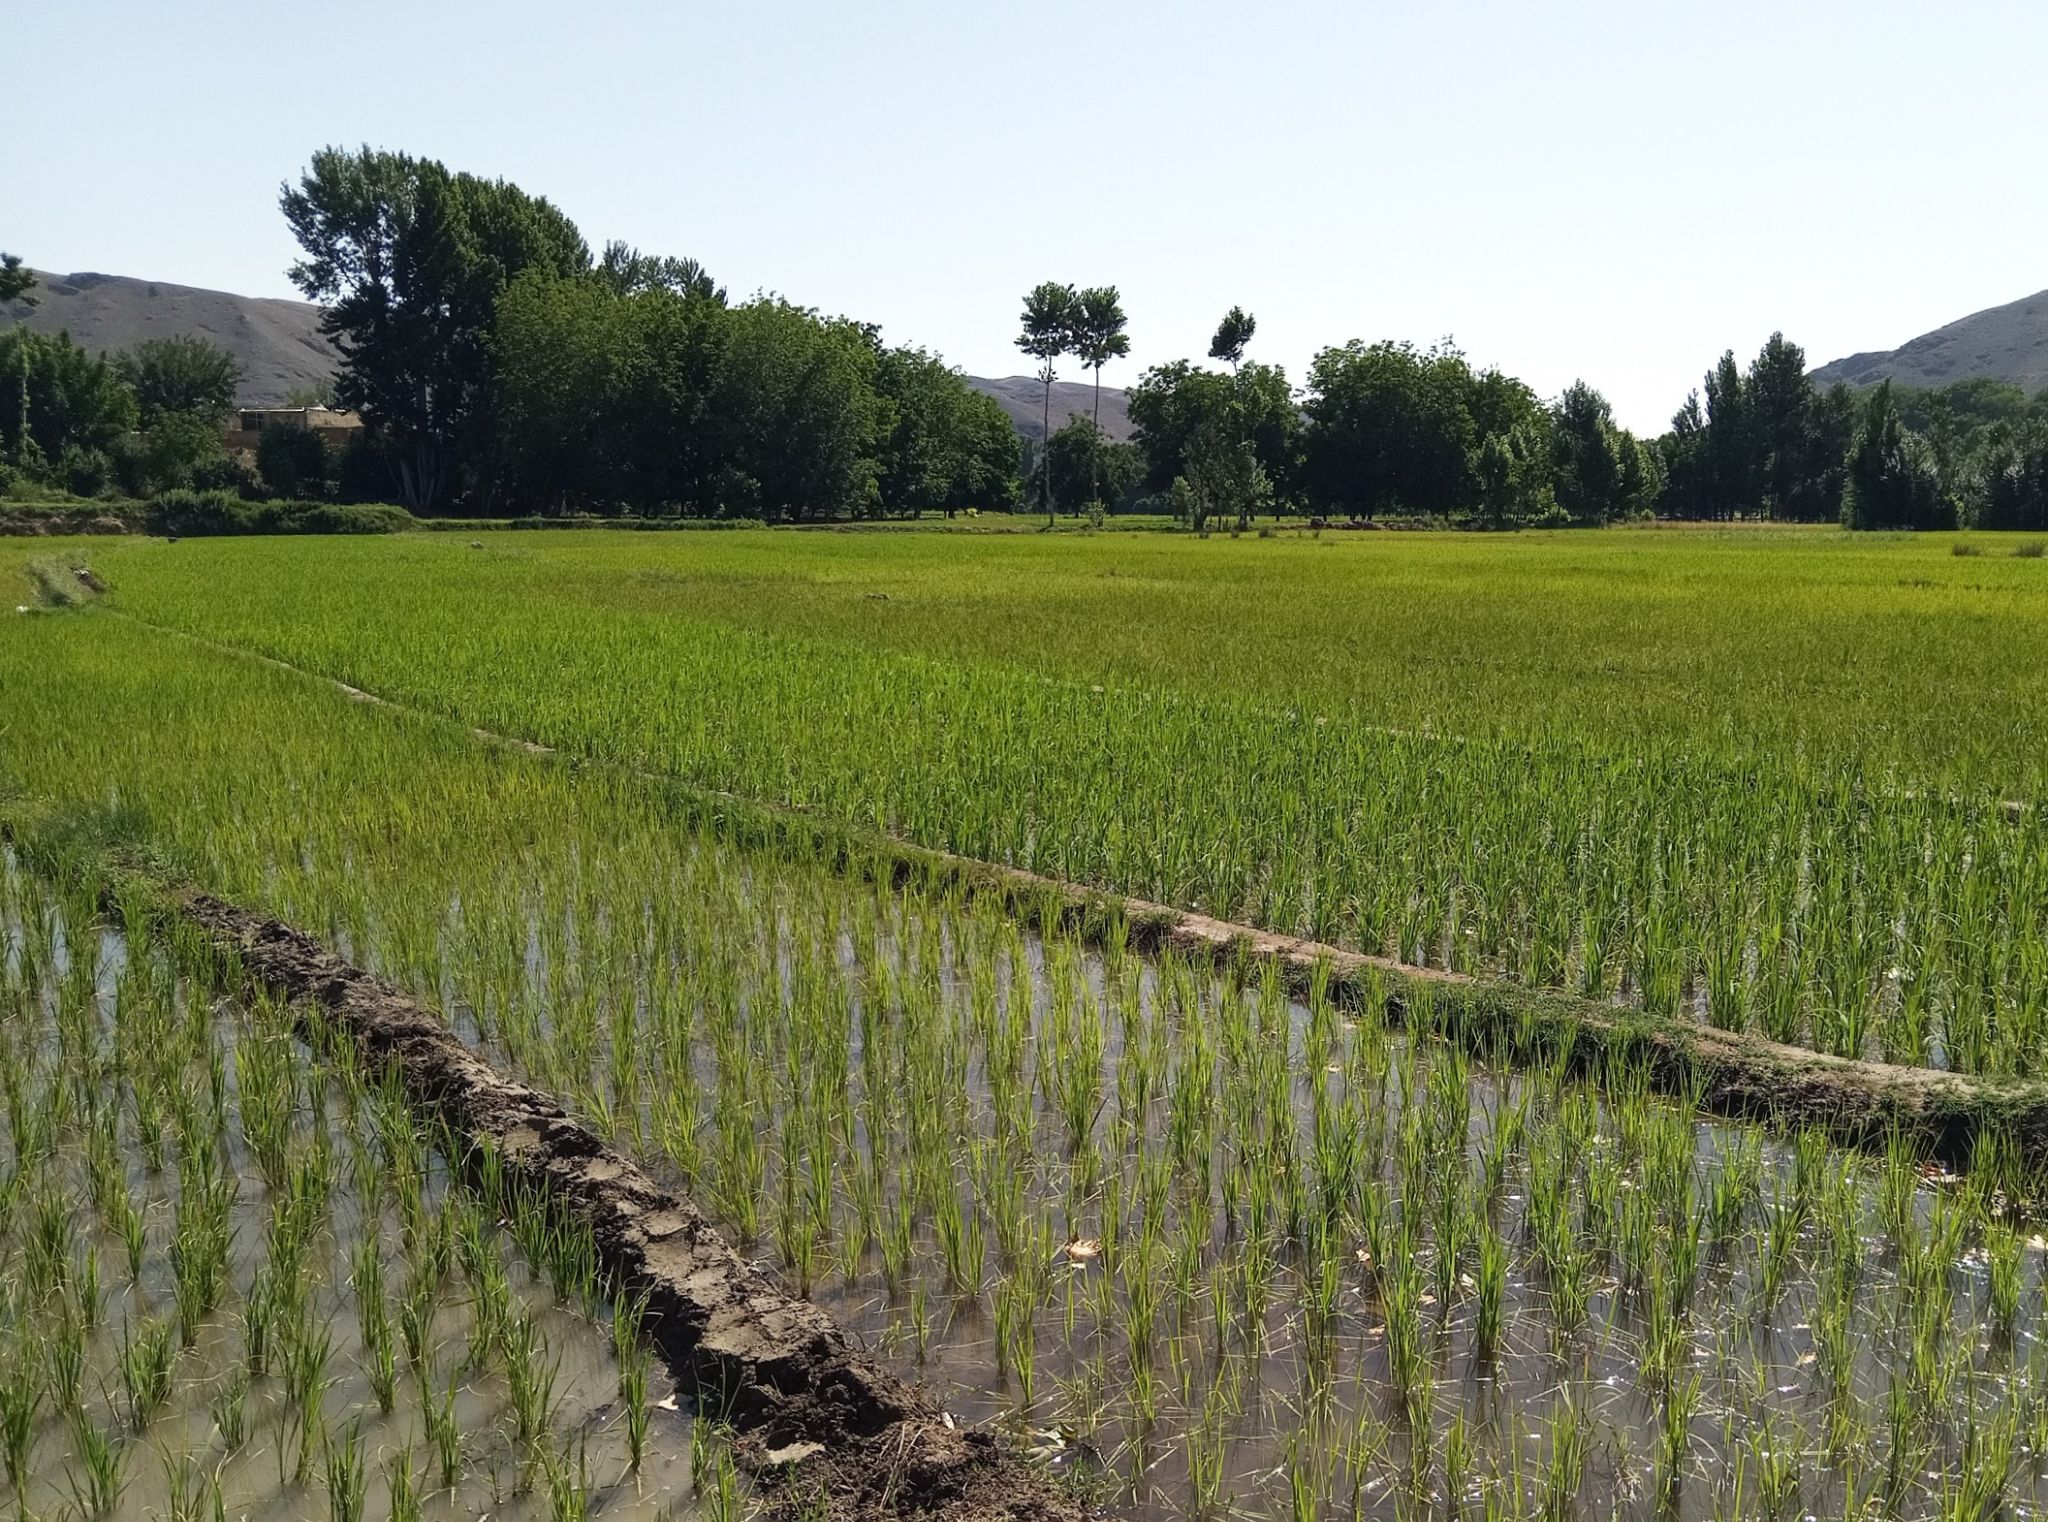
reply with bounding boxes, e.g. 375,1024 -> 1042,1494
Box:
1016,282 -> 1077,524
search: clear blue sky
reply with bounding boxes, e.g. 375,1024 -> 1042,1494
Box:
6,0 -> 2044,431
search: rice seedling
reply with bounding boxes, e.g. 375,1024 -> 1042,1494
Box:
117,1312 -> 177,1429
66,1408 -> 129,1518
324,1419 -> 367,1522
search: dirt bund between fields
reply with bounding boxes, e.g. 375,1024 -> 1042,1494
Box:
170,886 -> 1083,1522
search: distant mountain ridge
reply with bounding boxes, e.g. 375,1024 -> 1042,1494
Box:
4,269 -> 341,406
0,266 -> 1133,438
968,373 -> 1131,444
1812,287 -> 2048,394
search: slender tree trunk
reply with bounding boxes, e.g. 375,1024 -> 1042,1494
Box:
1042,371 -> 1053,526
1091,368 -> 1102,511
15,355 -> 29,467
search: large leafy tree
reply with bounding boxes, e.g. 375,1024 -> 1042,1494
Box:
1016,282 -> 1077,524
1,255 -> 39,464
1976,419 -> 2048,531
709,300 -> 882,521
1699,350 -> 1753,517
280,146 -> 590,510
874,345 -> 1020,516
1128,358 -> 1298,504
1301,340 -> 1476,518
1550,381 -> 1628,523
494,267 -> 729,514
119,336 -> 243,427
0,327 -> 138,473
1034,417 -> 1142,517
595,241 -> 724,302
1842,381 -> 1949,530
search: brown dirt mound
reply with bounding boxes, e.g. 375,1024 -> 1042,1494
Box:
172,889 -> 1083,1522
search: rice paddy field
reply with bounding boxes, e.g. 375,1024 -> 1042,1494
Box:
6,522 -> 2048,1521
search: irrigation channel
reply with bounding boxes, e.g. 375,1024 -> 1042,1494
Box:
10,813 -> 2048,1522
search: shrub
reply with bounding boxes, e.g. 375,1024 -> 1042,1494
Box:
189,455 -> 259,497
1951,540 -> 1983,558
58,446 -> 115,499
2015,540 -> 2047,559
146,490 -> 414,537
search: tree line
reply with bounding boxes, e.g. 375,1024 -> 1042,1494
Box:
0,252 -> 310,501
9,151 -> 2048,527
276,147 -> 1020,517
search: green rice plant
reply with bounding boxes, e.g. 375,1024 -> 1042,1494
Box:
211,1366 -> 250,1451
708,1445 -> 741,1522
1988,1218 -> 2023,1332
386,1445 -> 422,1522
620,1343 -> 652,1471
160,1447 -> 209,1522
323,1419 -> 366,1522
65,1408 -> 128,1518
117,1312 -> 177,1429
42,1304 -> 87,1413
281,1318 -> 334,1486
0,1376 -> 39,1497
1655,1372 -> 1700,1503
546,1436 -> 592,1522
504,1307 -> 561,1466
423,1365 -> 461,1491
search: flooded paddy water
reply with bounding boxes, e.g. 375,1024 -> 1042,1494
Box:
0,857 -> 731,1522
325,830 -> 2048,1522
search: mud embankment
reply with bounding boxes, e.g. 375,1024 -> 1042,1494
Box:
172,889 -> 1083,1522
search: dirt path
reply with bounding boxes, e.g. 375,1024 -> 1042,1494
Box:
171,886 -> 1083,1522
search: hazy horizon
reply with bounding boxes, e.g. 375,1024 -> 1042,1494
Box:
7,0 -> 2045,433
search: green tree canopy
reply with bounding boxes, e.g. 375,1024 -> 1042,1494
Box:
118,335 -> 243,428
256,420 -> 335,500
1842,381 -> 1950,530
1034,417 -> 1141,516
0,327 -> 137,471
1301,340 -> 1476,518
875,345 -> 1020,515
1208,307 -> 1255,369
1127,359 -> 1298,502
1016,281 -> 1077,523
0,255 -> 37,305
281,145 -> 591,509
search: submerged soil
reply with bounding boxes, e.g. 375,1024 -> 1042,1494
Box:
170,887 -> 1085,1522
